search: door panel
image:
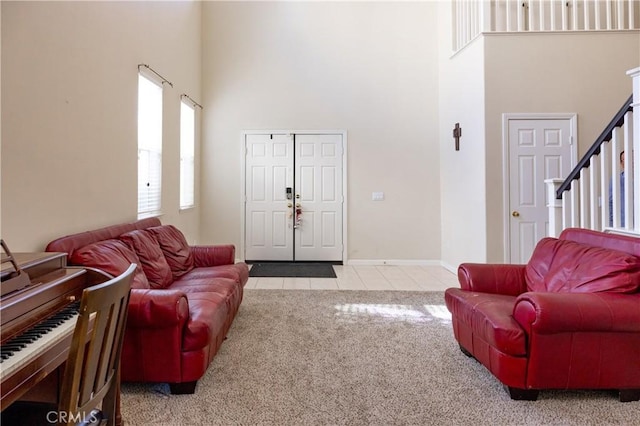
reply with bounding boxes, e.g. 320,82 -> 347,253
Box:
508,119 -> 572,263
294,134 -> 343,261
245,134 -> 294,261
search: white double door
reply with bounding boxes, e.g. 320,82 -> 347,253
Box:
244,133 -> 343,262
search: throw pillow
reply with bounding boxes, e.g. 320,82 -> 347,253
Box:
526,237 -> 640,293
70,239 -> 149,289
120,230 -> 173,289
146,225 -> 195,279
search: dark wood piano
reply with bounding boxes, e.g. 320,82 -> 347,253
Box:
0,242 -> 120,423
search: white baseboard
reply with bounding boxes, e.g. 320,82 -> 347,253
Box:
440,261 -> 457,274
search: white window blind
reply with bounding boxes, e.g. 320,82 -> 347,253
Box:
137,74 -> 163,217
180,101 -> 195,209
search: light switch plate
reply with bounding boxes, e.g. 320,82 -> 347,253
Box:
372,192 -> 384,201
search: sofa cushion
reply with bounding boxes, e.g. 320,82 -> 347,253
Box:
177,264 -> 247,284
147,225 -> 195,279
120,230 -> 173,289
69,239 -> 149,289
170,277 -> 238,297
526,237 -> 640,294
170,277 -> 242,311
444,289 -> 526,356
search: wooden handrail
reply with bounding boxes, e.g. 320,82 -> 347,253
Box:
555,94 -> 633,199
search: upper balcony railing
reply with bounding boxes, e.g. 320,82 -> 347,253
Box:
453,0 -> 640,51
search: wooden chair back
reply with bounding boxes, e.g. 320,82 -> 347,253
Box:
58,264 -> 134,426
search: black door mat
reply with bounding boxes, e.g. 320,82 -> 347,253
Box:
249,262 -> 337,278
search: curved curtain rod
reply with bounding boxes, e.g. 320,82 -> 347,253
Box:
138,64 -> 173,88
180,94 -> 203,109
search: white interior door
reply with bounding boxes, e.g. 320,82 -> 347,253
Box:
245,134 -> 294,261
508,118 -> 574,263
244,133 -> 344,262
294,134 -> 343,261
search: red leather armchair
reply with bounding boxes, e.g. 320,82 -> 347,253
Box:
445,228 -> 640,401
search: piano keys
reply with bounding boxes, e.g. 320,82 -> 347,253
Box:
1,302 -> 80,381
0,250 -> 109,412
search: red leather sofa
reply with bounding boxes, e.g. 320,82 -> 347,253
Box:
445,228 -> 640,401
46,218 -> 249,394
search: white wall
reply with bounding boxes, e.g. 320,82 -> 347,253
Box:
437,3 -> 488,271
1,1 -> 202,251
484,32 -> 640,262
201,2 -> 442,262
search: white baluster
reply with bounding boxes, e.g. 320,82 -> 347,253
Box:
611,127 -> 622,228
463,0 -> 468,44
606,0 -> 612,29
472,0 -> 477,39
616,0 -> 624,29
627,67 -> 640,233
562,191 -> 570,229
600,142 -> 611,229
580,167 -> 590,227
623,110 -> 633,230
455,0 -> 461,50
471,0 -> 476,39
480,0 -> 492,32
550,0 -> 557,30
629,0 -> 636,29
517,0 -> 525,31
462,0 -> 466,46
570,179 -> 580,227
583,0 -> 591,30
589,155 -> 600,230
546,179 -> 564,237
594,0 -> 601,30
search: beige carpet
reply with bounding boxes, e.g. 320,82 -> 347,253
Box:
121,290 -> 640,425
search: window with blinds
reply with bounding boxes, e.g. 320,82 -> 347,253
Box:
137,74 -> 163,218
180,101 -> 195,209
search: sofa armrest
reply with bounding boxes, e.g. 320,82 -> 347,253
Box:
513,292 -> 640,334
191,245 -> 235,267
127,289 -> 190,328
457,263 -> 527,296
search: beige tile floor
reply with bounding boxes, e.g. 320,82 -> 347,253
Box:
245,264 -> 458,291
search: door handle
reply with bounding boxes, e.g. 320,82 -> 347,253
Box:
512,211 -> 520,217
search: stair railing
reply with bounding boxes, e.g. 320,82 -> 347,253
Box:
546,67 -> 640,237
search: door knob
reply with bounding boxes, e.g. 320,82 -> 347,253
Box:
287,203 -> 292,208
512,211 -> 520,217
